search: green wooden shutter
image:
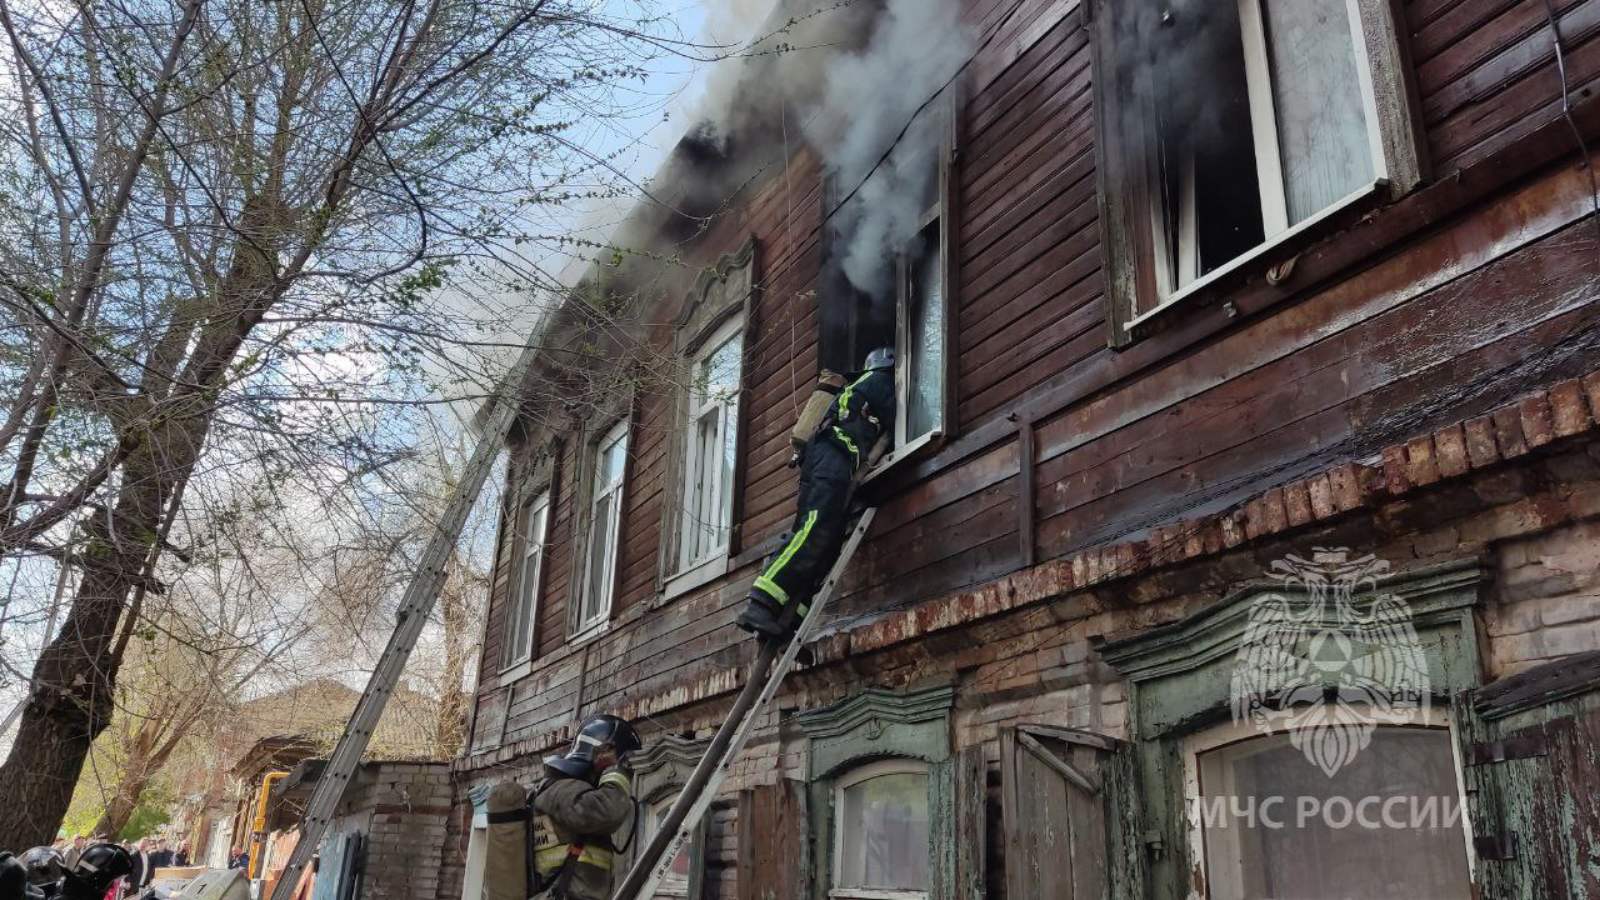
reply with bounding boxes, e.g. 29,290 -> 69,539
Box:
1459,651 -> 1600,899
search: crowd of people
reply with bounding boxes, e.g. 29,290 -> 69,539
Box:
37,837 -> 191,900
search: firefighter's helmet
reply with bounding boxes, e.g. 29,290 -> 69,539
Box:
544,714 -> 643,779
62,843 -> 132,896
19,847 -> 63,890
0,853 -> 25,900
863,347 -> 895,371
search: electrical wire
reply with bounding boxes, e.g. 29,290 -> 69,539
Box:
1541,0 -> 1600,262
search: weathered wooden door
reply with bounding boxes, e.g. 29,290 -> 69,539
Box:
1460,652 -> 1600,900
738,780 -> 807,900
1001,725 -> 1138,900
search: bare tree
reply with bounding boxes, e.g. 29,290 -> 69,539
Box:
0,0 -> 699,845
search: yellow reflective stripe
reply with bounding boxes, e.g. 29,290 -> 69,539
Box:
752,575 -> 788,605
832,427 -> 859,463
836,372 -> 873,418
757,510 -> 819,607
598,770 -> 631,792
535,844 -> 613,874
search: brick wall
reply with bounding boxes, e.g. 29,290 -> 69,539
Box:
328,762 -> 452,900
443,427 -> 1600,900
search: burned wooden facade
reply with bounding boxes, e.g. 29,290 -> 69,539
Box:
446,0 -> 1600,897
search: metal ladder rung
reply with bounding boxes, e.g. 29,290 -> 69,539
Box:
611,507 -> 878,900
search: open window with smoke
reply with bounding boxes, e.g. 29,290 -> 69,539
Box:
1090,0 -> 1426,344
819,86 -> 957,472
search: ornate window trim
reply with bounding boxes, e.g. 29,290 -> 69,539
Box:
657,239 -> 757,604
626,734 -> 711,898
500,438 -> 561,678
1096,556 -> 1487,899
568,386 -> 637,641
797,685 -> 958,900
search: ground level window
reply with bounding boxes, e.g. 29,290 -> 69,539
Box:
831,759 -> 931,899
1189,721 -> 1472,899
640,796 -> 693,897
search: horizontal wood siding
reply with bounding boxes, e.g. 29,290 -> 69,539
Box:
1409,0 -> 1600,172
470,0 -> 1600,761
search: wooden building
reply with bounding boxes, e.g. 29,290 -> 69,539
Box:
447,0 -> 1600,897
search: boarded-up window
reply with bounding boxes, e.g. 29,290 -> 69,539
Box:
1001,726 -> 1123,899
1462,651 -> 1600,899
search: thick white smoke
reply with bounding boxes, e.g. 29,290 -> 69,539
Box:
687,0 -> 973,301
805,0 -> 973,299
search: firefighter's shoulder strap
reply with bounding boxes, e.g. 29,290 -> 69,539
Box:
522,778 -> 590,899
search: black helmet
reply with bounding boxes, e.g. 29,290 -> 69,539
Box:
61,843 -> 131,897
0,853 -> 26,900
544,714 -> 642,779
863,347 -> 895,371
19,847 -> 63,891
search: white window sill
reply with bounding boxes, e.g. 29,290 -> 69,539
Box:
659,551 -> 731,603
857,429 -> 942,487
568,619 -> 611,647
1127,178 -> 1387,331
829,889 -> 928,900
497,658 -> 534,684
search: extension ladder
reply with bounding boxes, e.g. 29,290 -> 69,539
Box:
267,343 -> 539,900
610,506 -> 879,900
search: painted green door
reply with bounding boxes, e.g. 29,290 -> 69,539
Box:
1460,651 -> 1600,900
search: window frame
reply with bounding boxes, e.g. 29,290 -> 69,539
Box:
1180,708 -> 1474,898
1096,557 -> 1489,900
639,796 -> 694,898
858,84 -> 962,484
1090,0 -> 1427,345
677,314 -> 745,576
625,734 -> 710,899
499,488 -> 552,672
657,239 -> 756,603
574,418 -> 629,639
829,758 -> 934,900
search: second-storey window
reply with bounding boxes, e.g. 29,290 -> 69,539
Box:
898,215 -> 946,448
578,421 -> 628,633
1092,0 -> 1424,337
680,318 -> 743,569
501,490 -> 550,669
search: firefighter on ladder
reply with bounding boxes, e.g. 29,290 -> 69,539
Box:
737,346 -> 896,641
484,715 -> 643,900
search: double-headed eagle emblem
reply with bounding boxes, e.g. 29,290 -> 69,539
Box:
1230,550 -> 1430,777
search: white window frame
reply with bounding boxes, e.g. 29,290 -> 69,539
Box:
640,796 -> 692,898
677,315 -> 744,575
829,758 -> 932,900
894,202 -> 948,458
576,420 -> 628,638
1180,706 -> 1475,898
1130,0 -> 1396,327
500,490 -> 550,671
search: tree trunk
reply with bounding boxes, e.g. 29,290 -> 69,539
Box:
0,445 -> 183,847
433,567 -> 471,759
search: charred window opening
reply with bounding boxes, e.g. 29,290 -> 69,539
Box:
1094,0 -> 1424,338
819,88 -> 955,462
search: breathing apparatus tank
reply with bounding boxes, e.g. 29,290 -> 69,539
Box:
789,370 -> 847,466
